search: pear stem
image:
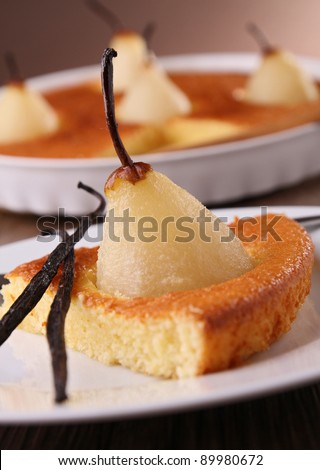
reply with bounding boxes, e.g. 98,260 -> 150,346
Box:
86,0 -> 123,32
101,48 -> 137,171
246,22 -> 274,54
142,21 -> 157,51
4,51 -> 23,83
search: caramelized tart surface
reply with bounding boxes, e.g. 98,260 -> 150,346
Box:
1,73 -> 320,158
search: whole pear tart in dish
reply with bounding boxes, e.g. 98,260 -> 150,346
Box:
1,24 -> 320,158
1,70 -> 320,158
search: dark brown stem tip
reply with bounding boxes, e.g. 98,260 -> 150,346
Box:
86,0 -> 123,32
246,22 -> 275,55
4,51 -> 23,84
142,21 -> 157,50
105,162 -> 152,191
101,48 -> 118,68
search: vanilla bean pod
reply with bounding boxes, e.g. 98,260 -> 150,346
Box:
44,229 -> 74,403
0,182 -> 106,346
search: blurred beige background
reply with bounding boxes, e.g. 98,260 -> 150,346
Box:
0,0 -> 320,84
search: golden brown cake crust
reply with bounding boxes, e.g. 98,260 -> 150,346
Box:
4,214 -> 314,377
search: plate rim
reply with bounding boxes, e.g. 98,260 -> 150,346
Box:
0,205 -> 320,424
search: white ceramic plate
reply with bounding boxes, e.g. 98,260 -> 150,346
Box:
0,206 -> 320,425
1,54 -> 320,215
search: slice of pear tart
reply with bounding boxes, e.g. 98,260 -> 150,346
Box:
1,214 -> 312,379
0,49 -> 314,381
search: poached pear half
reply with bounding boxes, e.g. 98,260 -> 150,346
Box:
97,49 -> 253,298
243,23 -> 319,105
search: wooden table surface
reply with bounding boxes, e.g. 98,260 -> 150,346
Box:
1,175 -> 320,450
